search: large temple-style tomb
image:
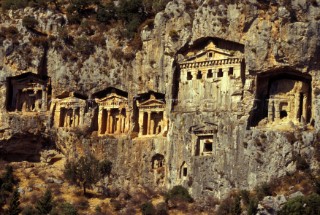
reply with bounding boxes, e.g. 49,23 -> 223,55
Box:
94,88 -> 130,136
53,92 -> 87,128
176,40 -> 244,111
136,92 -> 167,137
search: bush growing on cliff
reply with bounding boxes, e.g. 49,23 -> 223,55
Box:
165,185 -> 193,203
217,193 -> 242,215
64,154 -> 112,195
140,201 -> 155,215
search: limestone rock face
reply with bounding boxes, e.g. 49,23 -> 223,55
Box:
0,0 -> 320,199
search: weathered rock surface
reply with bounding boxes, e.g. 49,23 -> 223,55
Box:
0,0 -> 320,199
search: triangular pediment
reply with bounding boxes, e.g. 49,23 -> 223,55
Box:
189,122 -> 218,135
96,93 -> 127,103
182,48 -> 233,63
11,72 -> 48,85
58,96 -> 86,103
139,98 -> 165,107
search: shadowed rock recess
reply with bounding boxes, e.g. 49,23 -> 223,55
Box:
1,0 -> 320,199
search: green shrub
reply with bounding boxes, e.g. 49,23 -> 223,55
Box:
22,16 -> 38,29
217,193 -> 242,215
64,154 -> 112,195
140,202 -> 155,215
36,189 -> 53,215
165,185 -> 193,203
55,202 -> 78,215
96,2 -> 116,23
240,190 -> 250,205
7,189 -> 21,215
295,154 -> 310,171
278,194 -> 320,215
155,202 -> 168,215
247,198 -> 258,215
255,182 -> 272,200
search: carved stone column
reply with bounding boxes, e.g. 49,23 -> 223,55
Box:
55,104 -> 61,127
138,110 -> 144,136
147,111 -> 152,135
72,108 -> 76,127
302,95 -> 307,122
268,100 -> 274,122
98,107 -> 103,134
274,100 -> 280,120
106,109 -> 110,134
109,113 -> 114,134
41,87 -> 47,111
79,107 -> 84,126
124,110 -> 130,133
116,115 -> 121,134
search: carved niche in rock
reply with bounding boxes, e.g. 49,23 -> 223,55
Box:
94,87 -> 130,136
7,72 -> 50,112
53,92 -> 87,128
189,122 -> 218,156
174,39 -> 245,112
136,92 -> 167,137
180,161 -> 188,180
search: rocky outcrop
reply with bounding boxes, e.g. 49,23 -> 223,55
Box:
0,0 -> 320,199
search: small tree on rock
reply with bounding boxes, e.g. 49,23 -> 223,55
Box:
64,154 -> 112,195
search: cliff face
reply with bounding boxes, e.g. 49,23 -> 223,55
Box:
1,0 -> 320,199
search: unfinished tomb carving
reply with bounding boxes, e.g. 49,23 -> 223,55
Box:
136,92 -> 167,137
175,40 -> 244,111
53,92 -> 86,128
7,72 -> 50,112
268,79 -> 309,123
250,70 -> 311,128
94,88 -> 130,136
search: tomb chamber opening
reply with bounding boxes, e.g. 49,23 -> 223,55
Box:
248,69 -> 312,128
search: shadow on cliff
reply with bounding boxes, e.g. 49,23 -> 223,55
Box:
0,133 -> 55,162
